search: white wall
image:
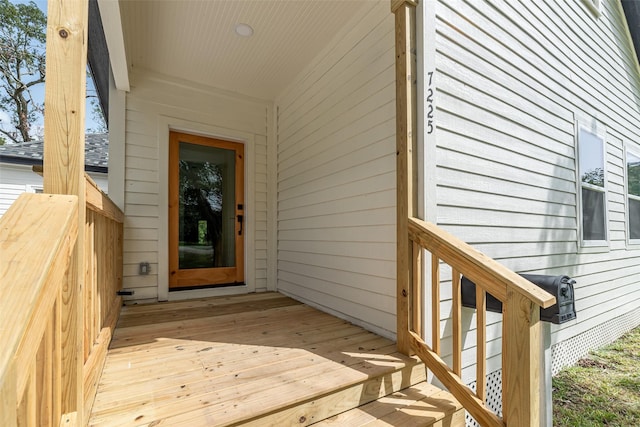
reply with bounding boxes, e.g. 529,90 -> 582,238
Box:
0,163 -> 108,217
122,71 -> 271,302
275,0 -> 397,338
430,0 -> 640,379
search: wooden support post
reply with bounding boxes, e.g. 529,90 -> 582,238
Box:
503,289 -> 542,426
43,0 -> 89,422
392,0 -> 418,356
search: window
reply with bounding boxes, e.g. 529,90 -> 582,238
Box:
626,149 -> 640,243
26,185 -> 43,194
577,125 -> 608,246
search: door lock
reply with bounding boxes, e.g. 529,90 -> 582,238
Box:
237,214 -> 243,235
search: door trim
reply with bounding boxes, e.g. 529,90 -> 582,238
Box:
158,117 -> 256,301
168,131 -> 244,289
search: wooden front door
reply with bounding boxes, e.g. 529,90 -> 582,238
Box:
169,131 -> 244,289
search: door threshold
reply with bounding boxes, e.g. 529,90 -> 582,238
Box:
165,284 -> 250,302
169,282 -> 246,292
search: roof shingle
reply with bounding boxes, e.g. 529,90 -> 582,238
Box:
0,133 -> 109,172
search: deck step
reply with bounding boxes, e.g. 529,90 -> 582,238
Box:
314,381 -> 464,426
239,355 -> 427,426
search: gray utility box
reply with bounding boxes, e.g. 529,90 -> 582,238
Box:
460,274 -> 577,324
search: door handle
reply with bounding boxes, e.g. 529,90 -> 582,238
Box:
237,214 -> 243,235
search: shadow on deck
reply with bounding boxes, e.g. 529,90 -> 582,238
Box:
89,292 -> 462,426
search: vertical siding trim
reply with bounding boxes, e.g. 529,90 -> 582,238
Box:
108,69 -> 126,211
267,103 -> 278,291
418,0 -> 438,351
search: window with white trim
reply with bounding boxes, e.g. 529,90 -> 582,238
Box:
626,149 -> 640,243
577,125 -> 608,246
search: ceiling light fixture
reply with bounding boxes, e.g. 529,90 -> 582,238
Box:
235,23 -> 254,37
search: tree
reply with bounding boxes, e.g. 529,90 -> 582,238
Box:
628,161 -> 640,197
582,167 -> 605,187
0,0 -> 46,143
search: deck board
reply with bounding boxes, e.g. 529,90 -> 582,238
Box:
89,293 -> 425,426
316,382 -> 464,426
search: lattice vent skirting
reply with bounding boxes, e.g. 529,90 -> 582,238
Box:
465,369 -> 502,427
462,308 -> 639,426
550,308 -> 640,375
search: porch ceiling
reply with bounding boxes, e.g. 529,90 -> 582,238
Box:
119,0 -> 371,100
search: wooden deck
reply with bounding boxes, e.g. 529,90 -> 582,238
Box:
88,293 -> 461,426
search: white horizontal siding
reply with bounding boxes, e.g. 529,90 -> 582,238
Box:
0,183 -> 30,217
433,0 -> 640,379
123,71 -> 269,301
275,0 -> 397,338
0,164 -> 107,217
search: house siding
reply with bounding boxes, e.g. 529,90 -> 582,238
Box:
274,0 -> 397,338
123,71 -> 270,301
0,163 -> 107,217
432,0 -> 640,381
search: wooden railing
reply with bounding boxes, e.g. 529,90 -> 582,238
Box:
0,194 -> 78,426
82,175 -> 124,422
0,178 -> 124,426
404,217 -> 556,426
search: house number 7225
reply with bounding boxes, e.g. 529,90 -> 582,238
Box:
426,71 -> 434,134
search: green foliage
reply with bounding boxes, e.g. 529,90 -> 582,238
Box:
178,159 -> 224,267
87,98 -> 107,133
553,327 -> 640,426
0,0 -> 46,143
582,167 -> 605,187
86,69 -> 107,133
628,161 -> 640,197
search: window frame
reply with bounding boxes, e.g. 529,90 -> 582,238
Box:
575,121 -> 609,250
26,185 -> 43,194
625,145 -> 640,247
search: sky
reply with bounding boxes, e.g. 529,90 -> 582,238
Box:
0,0 -> 105,142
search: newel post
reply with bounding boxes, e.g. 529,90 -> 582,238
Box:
502,290 -> 542,426
392,0 -> 419,355
43,0 -> 89,421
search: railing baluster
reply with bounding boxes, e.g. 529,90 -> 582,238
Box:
53,295 -> 62,426
431,254 -> 440,355
412,242 -> 422,336
23,364 -> 37,425
93,214 -> 101,343
36,318 -> 54,426
84,211 -> 94,362
476,288 -> 486,401
452,268 -> 462,376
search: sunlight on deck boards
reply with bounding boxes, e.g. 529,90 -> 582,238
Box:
88,292 -> 427,426
316,382 -> 464,426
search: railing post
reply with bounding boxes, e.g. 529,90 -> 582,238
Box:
42,0 -> 89,421
503,289 -> 542,426
392,0 -> 418,355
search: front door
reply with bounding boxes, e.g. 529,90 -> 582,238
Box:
169,131 -> 244,289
